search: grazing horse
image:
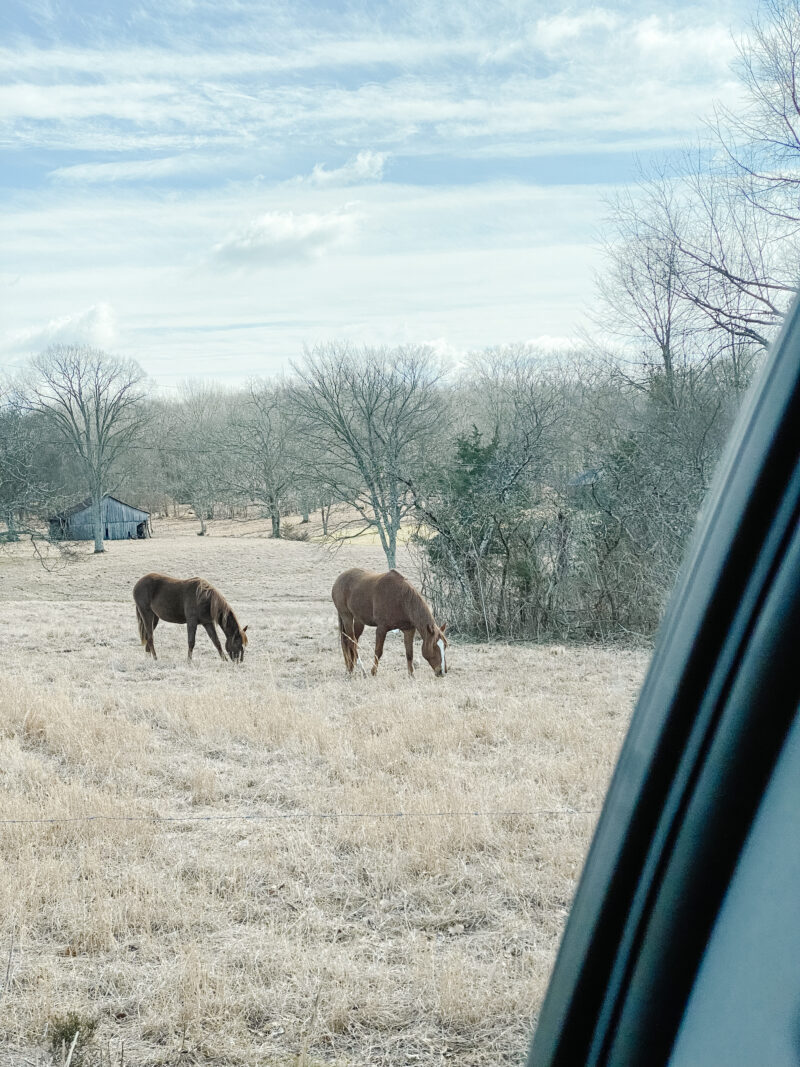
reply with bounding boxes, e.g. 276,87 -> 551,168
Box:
332,567 -> 448,677
133,573 -> 248,662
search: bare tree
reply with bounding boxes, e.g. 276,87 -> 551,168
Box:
289,343 -> 443,568
715,0 -> 800,226
162,383 -> 230,535
22,346 -> 147,553
594,188 -> 704,407
645,161 -> 793,350
0,390 -> 51,541
607,2 -> 800,356
226,381 -> 297,538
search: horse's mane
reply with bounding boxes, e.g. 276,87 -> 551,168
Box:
195,578 -> 247,641
397,573 -> 435,635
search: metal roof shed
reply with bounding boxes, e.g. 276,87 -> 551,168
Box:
49,495 -> 151,541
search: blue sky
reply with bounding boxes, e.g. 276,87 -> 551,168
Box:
0,0 -> 752,385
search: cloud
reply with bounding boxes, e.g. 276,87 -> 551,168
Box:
0,81 -> 179,123
308,150 -> 388,186
524,333 -> 583,351
0,2 -> 753,382
421,336 -> 467,365
0,11 -> 742,161
50,155 -> 215,183
6,303 -> 118,353
0,37 -> 494,81
535,9 -> 620,49
212,207 -> 360,265
534,9 -> 735,75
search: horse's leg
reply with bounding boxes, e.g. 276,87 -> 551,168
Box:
203,621 -> 227,661
404,629 -> 415,677
186,621 -> 197,661
353,621 -> 367,676
371,626 -> 388,676
149,614 -> 159,659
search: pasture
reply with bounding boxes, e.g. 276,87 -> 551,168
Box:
0,519 -> 648,1066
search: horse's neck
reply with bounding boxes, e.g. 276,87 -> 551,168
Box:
204,584 -> 233,632
405,585 -> 434,635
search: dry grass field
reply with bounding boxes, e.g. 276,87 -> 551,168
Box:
0,518 -> 649,1066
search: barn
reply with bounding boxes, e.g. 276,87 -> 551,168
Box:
49,495 -> 151,541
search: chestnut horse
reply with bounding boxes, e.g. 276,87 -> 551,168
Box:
133,573 -> 248,662
332,567 -> 448,677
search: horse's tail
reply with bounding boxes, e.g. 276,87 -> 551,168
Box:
136,604 -> 148,646
337,613 -> 347,662
338,612 -> 357,671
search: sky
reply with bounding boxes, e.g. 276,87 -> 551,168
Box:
0,0 -> 753,387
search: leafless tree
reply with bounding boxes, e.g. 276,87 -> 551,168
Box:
605,2 -> 800,357
715,0 -> 800,225
594,188 -> 705,407
163,383 -> 230,535
0,388 -> 52,542
225,380 -> 297,537
289,343 -> 444,568
22,346 -> 147,553
643,161 -> 793,350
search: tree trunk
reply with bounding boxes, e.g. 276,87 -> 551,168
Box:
5,511 -> 19,542
92,491 -> 104,553
270,507 -> 281,538
385,528 -> 397,569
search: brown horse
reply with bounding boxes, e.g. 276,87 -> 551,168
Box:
332,567 -> 448,677
133,573 -> 248,662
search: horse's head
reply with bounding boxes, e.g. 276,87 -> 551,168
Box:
422,622 -> 448,677
226,624 -> 248,663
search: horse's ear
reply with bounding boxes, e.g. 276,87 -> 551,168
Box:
440,622 -> 447,634
243,625 -> 248,632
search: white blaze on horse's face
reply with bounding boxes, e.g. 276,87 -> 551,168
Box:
437,637 -> 447,675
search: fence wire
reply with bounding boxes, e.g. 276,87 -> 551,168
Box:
0,807 -> 600,827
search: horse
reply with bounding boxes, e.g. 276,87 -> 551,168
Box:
133,573 -> 248,662
332,567 -> 448,678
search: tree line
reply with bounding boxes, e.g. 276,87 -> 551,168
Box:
2,0 -> 799,640
0,335 -> 760,640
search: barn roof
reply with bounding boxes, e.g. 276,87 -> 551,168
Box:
49,494 -> 150,521
567,468 -> 602,489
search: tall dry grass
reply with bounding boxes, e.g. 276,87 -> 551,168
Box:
0,521 -> 648,1065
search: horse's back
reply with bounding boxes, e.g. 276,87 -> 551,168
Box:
332,567 -> 411,625
133,572 -> 197,623
332,567 -> 367,611
134,571 -> 186,597
133,572 -> 162,601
